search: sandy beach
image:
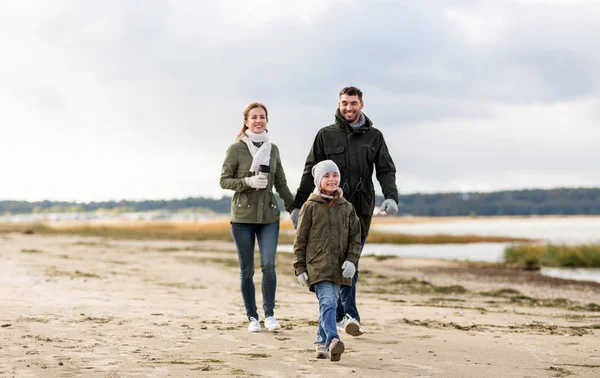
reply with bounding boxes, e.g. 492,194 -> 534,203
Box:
1,233 -> 599,377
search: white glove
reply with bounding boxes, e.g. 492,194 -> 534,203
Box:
341,261 -> 356,279
380,199 -> 398,216
245,175 -> 268,189
297,272 -> 309,287
290,208 -> 300,229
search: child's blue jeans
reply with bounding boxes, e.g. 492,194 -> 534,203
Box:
314,281 -> 341,348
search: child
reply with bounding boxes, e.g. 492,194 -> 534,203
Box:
293,160 -> 362,362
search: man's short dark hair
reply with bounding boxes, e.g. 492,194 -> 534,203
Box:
339,86 -> 363,102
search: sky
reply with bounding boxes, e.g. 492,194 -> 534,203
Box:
1,0 -> 599,202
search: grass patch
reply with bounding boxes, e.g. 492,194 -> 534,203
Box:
505,243 -> 600,268
482,288 -> 522,297
157,282 -> 207,290
46,268 -> 101,279
363,276 -> 468,295
0,223 -> 32,233
2,221 -> 533,245
365,232 -> 534,245
359,269 -> 389,279
234,353 -> 270,358
153,358 -> 224,365
20,249 -> 42,253
480,289 -> 600,312
368,255 -> 399,261
428,297 -> 466,302
72,241 -> 114,247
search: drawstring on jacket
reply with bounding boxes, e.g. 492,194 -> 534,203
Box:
346,177 -> 364,201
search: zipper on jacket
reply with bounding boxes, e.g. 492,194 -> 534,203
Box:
345,132 -> 354,200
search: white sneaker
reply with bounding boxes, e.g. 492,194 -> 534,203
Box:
336,318 -> 346,333
344,316 -> 364,337
264,316 -> 281,331
315,343 -> 329,359
248,317 -> 261,332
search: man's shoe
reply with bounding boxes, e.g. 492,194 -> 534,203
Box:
329,338 -> 345,362
315,343 -> 329,359
344,316 -> 364,337
336,317 -> 346,333
264,316 -> 281,331
247,317 -> 261,332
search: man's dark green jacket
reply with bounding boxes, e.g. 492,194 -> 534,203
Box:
294,110 -> 398,237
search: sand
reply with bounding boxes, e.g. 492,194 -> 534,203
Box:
1,233 -> 599,377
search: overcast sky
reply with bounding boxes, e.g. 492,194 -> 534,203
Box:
1,0 -> 599,202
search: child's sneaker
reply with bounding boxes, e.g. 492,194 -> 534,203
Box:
329,338 -> 345,362
247,317 -> 261,332
315,343 -> 329,359
264,316 -> 281,331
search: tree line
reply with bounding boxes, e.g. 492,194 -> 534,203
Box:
2,187 -> 600,216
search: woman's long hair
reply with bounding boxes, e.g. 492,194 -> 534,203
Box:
236,102 -> 269,141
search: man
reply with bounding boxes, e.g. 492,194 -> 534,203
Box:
291,86 -> 399,336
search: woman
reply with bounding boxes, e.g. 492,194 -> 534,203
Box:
220,102 -> 295,332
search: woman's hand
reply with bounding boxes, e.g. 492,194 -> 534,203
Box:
245,175 -> 268,189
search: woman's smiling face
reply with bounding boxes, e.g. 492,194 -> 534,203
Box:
245,107 -> 268,134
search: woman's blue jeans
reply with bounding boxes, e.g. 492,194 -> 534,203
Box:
230,221 -> 279,320
314,281 -> 341,348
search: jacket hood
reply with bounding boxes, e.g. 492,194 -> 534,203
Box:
334,109 -> 373,134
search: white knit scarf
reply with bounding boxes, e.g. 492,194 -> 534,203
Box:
242,129 -> 271,173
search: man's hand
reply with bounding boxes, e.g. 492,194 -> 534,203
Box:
341,261 -> 356,279
245,175 -> 268,189
290,208 -> 300,229
380,199 -> 398,216
297,272 -> 309,287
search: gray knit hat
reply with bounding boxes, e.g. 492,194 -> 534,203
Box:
312,160 -> 341,188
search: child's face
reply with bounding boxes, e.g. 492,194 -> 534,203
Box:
320,171 -> 340,195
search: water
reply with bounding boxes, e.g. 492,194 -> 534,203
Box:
281,217 -> 600,284
541,268 -> 600,283
372,217 -> 600,244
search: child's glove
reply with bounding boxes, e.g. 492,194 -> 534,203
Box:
297,272 -> 309,287
380,199 -> 398,216
290,208 -> 300,229
341,261 -> 356,278
245,175 -> 268,189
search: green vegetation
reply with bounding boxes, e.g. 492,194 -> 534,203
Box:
1,221 -> 533,245
3,187 -> 600,216
504,243 -> 600,269
398,187 -> 600,216
0,197 -> 231,215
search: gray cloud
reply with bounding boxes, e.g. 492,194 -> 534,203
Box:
1,0 -> 600,201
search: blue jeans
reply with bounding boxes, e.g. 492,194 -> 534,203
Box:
231,221 -> 279,320
336,236 -> 366,323
314,281 -> 341,348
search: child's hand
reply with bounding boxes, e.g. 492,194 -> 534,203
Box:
297,272 -> 309,287
290,208 -> 300,229
341,261 -> 356,278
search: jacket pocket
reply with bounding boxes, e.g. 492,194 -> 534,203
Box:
324,146 -> 346,168
269,195 -> 280,217
233,192 -> 252,217
356,190 -> 375,217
